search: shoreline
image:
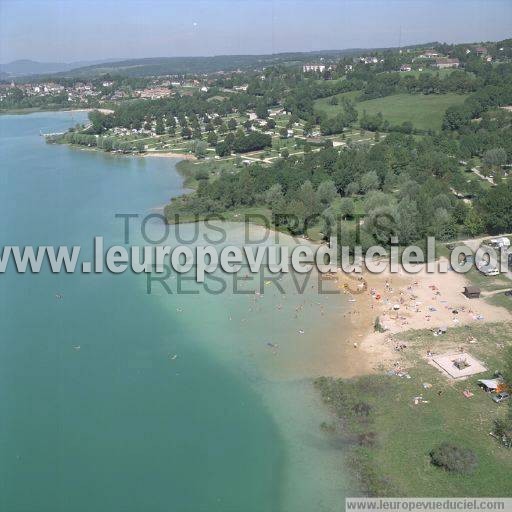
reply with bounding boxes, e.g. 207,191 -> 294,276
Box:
144,150 -> 196,160
0,106 -> 114,116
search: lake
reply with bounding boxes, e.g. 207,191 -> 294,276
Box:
0,111 -> 352,512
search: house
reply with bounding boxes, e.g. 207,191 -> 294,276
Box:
435,58 -> 460,69
138,87 -> 173,99
463,286 -> 481,299
419,50 -> 439,59
475,47 -> 488,56
360,56 -> 380,65
303,64 -> 326,73
400,64 -> 412,72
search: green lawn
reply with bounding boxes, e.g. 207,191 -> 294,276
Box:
316,322 -> 512,496
315,92 -> 469,131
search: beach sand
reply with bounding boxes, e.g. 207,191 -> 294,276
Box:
144,151 -> 197,160
336,259 -> 512,374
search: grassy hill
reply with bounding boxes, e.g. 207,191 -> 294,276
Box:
315,92 -> 469,131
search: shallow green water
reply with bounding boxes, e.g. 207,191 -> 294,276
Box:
0,112 -> 349,511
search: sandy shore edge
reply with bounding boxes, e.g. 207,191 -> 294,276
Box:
333,259 -> 512,376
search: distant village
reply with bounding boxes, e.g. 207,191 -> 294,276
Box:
0,42 -> 506,111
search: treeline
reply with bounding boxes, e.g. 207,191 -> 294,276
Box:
442,62 -> 512,130
215,131 -> 272,156
48,132 -> 145,153
319,99 -> 358,135
0,89 -> 74,111
443,82 -> 512,130
283,78 -> 363,121
359,70 -> 479,101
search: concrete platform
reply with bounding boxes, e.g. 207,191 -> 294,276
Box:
431,352 -> 487,379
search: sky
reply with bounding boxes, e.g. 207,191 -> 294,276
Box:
0,0 -> 511,63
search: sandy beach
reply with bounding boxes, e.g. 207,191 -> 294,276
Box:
144,150 -> 197,160
336,260 -> 512,373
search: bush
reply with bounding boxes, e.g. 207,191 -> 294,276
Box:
374,316 -> 385,333
430,442 -> 478,474
358,431 -> 377,447
494,418 -> 512,449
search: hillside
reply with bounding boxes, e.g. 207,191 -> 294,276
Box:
0,58 -> 124,77
47,44 -> 434,78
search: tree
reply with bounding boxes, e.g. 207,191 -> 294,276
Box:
281,148 -> 290,159
265,183 -> 284,212
215,141 -> 231,157
337,197 -> 355,219
442,105 -> 472,131
207,131 -> 218,146
102,137 -> 113,152
286,199 -> 307,234
303,121 -> 314,137
360,171 -> 380,193
194,140 -> 208,159
155,118 -> 165,135
483,147 -> 507,169
431,208 -> 457,240
256,102 -> 269,119
480,182 -> 512,234
88,110 -> 112,134
452,201 -> 468,224
346,181 -> 360,196
364,205 -> 397,245
463,208 -> 484,236
228,118 -> 238,131
317,180 -> 337,207
321,197 -> 355,238
430,443 -> 478,474
396,198 -> 420,244
181,126 -> 192,139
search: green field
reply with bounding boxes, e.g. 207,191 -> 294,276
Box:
315,92 -> 469,131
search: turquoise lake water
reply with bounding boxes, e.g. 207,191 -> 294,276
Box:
0,112 -> 352,511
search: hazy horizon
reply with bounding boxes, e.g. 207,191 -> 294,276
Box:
1,0 -> 511,64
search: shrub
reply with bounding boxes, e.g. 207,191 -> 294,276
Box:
358,431 -> 377,447
374,316 -> 385,333
430,442 -> 478,474
494,418 -> 512,449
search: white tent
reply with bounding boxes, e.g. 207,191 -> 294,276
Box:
477,378 -> 502,391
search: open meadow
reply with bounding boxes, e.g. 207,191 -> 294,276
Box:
315,92 -> 469,131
